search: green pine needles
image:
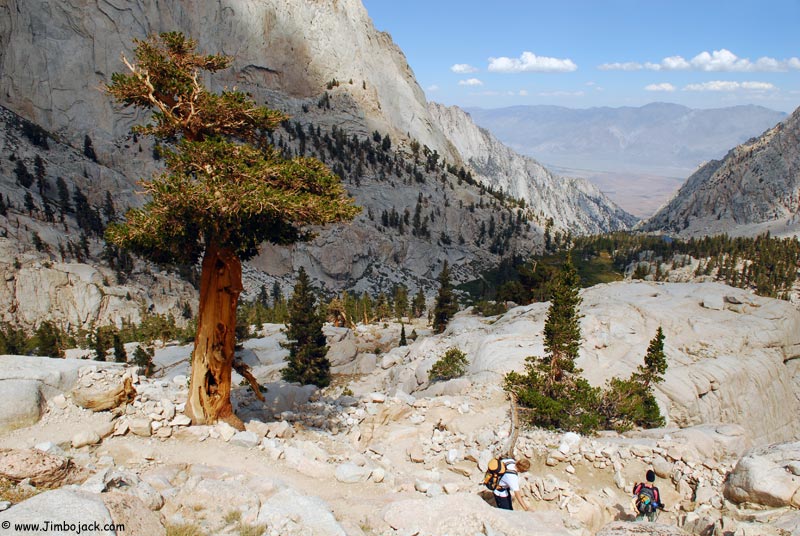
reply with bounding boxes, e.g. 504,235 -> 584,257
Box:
432,261 -> 458,333
505,255 -> 668,434
281,267 -> 331,387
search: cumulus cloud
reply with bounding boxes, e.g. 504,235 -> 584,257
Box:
600,49 -> 800,72
518,89 -> 529,96
683,81 -> 777,92
426,84 -> 440,92
458,78 -> 483,86
451,63 -> 478,74
488,51 -> 577,73
645,83 -> 676,92
598,62 -> 642,71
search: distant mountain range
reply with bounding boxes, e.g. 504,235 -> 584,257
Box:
466,103 -> 786,176
466,103 -> 787,216
641,106 -> 800,238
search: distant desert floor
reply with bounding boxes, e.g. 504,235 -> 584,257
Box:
548,165 -> 688,219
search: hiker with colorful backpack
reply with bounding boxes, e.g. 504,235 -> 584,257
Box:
482,457 -> 532,511
632,469 -> 664,522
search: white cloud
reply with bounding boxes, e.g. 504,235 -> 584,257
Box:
740,81 -> 777,90
426,84 -> 440,92
488,51 -> 577,73
451,63 -> 479,74
518,89 -> 529,96
645,83 -> 676,92
601,49 -> 800,72
458,78 -> 483,86
598,61 -> 642,71
683,81 -> 777,92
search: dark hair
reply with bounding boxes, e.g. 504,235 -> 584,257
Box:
646,470 -> 655,482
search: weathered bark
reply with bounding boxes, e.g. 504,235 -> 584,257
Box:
503,393 -> 520,458
185,242 -> 244,429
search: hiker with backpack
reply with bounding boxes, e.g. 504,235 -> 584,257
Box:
632,469 -> 664,522
483,457 -> 532,511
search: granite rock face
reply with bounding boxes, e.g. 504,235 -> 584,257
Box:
378,281 -> 800,444
641,106 -> 800,237
0,0 -> 635,330
0,0 -> 457,165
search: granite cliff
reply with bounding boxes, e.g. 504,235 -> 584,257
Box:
0,0 -> 632,330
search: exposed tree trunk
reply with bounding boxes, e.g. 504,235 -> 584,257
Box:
185,241 -> 244,429
503,393 -> 520,458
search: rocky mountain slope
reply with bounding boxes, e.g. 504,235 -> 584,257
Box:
0,0 -> 458,166
0,0 -> 633,330
1,281 -> 799,535
466,103 -> 786,177
0,100 -> 539,330
641,106 -> 800,237
428,103 -> 637,234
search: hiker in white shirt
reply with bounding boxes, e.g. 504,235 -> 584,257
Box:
493,458 -> 531,511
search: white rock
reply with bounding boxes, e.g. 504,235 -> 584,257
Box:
160,399 -> 175,420
34,442 -> 66,457
169,415 -> 192,427
172,375 -> 188,386
335,463 -> 372,484
216,422 -> 238,442
414,480 -> 431,493
71,430 -> 100,448
370,467 -> 385,483
230,431 -> 260,449
368,392 -> 386,403
129,418 -> 152,437
445,448 -> 460,465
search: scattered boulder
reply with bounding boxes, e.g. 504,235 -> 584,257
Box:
334,463 -> 371,484
0,449 -> 87,487
257,488 -> 346,536
0,380 -> 44,432
71,430 -> 101,448
724,442 -> 800,508
0,489 -> 115,532
229,431 -> 259,448
71,374 -> 136,412
101,491 -> 166,536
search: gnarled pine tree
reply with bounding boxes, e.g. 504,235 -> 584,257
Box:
105,32 -> 358,429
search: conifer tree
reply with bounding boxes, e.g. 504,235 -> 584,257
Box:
133,344 -> 154,376
432,260 -> 458,333
399,323 -> 407,346
113,333 -> 127,363
505,254 -> 602,434
542,254 -> 582,384
282,267 -> 330,387
105,33 -> 357,428
412,289 -> 426,318
93,327 -> 109,361
635,327 -> 668,388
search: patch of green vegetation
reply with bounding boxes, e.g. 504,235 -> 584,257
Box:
429,348 -> 468,382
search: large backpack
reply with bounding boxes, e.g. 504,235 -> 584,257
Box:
482,458 -> 516,491
635,484 -> 657,514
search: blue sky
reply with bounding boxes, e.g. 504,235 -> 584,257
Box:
361,0 -> 800,112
